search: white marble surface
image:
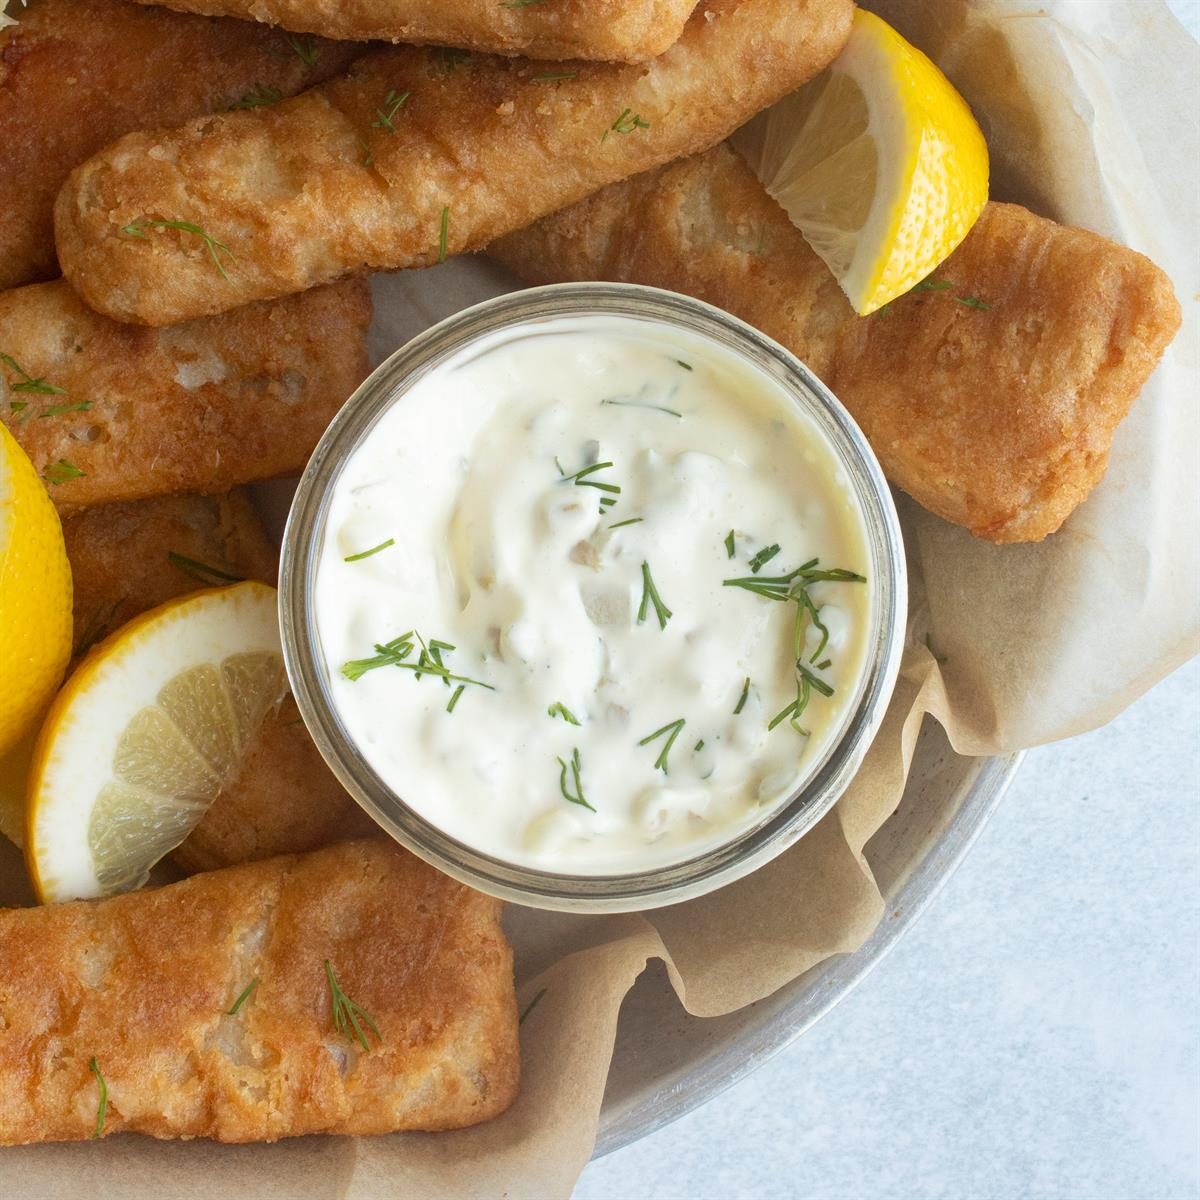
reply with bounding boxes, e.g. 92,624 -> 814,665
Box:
577,5 -> 1200,1189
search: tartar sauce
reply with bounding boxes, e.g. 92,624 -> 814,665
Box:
313,315 -> 872,874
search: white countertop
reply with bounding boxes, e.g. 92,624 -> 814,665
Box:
577,4 -> 1200,1193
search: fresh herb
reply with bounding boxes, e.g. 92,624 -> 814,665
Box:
602,107 -> 649,142
74,597 -> 124,657
372,89 -> 410,133
911,279 -> 953,293
733,676 -> 751,715
748,543 -> 781,574
341,630 -> 495,694
531,71 -> 578,83
89,1058 -> 108,1139
502,0 -> 545,7
724,530 -> 736,558
226,978 -> 259,1015
121,219 -> 234,281
768,663 -> 834,735
608,517 -> 643,530
600,395 -> 682,419
637,561 -> 672,630
676,359 -> 693,371
359,138 -> 375,168
547,701 -> 581,726
553,455 -> 565,475
902,276 -> 992,311
286,34 -> 319,67
446,684 -> 465,712
816,658 -> 832,670
558,460 -> 621,514
38,400 -> 92,417
167,551 -> 244,586
8,400 -> 28,419
722,559 -> 866,602
519,987 -> 548,1025
956,295 -> 992,310
438,205 -> 450,263
556,747 -> 594,811
324,960 -> 381,1052
343,537 -> 395,562
42,459 -> 84,484
230,83 -> 282,110
435,46 -> 469,73
0,353 -> 65,395
694,739 -> 705,752
639,717 -> 685,774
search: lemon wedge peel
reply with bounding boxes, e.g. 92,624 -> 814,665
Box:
753,9 -> 989,316
25,582 -> 285,904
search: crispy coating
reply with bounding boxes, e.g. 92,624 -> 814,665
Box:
490,146 -> 1182,543
0,0 -> 362,292
0,839 -> 519,1144
54,0 -> 854,326
131,0 -> 698,62
0,278 -> 371,509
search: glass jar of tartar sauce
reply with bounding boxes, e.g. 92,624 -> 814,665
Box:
281,284 -> 905,912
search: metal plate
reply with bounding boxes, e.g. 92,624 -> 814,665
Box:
593,721 -> 1021,1154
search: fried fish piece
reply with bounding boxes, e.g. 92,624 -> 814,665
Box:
490,145 -> 1182,543
130,0 -> 697,62
0,838 -> 519,1144
54,0 -> 854,326
0,278 -> 371,510
0,0 -> 362,292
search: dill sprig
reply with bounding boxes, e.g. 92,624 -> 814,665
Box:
446,684 -> 465,712
0,352 -> 65,395
438,205 -> 450,263
42,459 -> 84,484
519,987 -> 548,1024
676,360 -> 693,371
608,516 -> 643,530
558,458 -> 621,513
341,630 -> 495,695
502,0 -> 545,7
324,960 -> 381,1052
286,34 -> 319,67
748,543 -> 781,574
557,747 -> 594,811
600,395 -> 682,419
226,978 -> 259,1015
89,1058 -> 107,1139
637,561 -> 672,630
602,107 -> 649,142
39,400 -> 92,417
639,717 -> 685,773
547,701 -> 581,726
531,71 -> 578,83
343,537 -> 395,562
230,83 -> 282,110
722,559 -> 866,601
168,551 -> 244,586
724,530 -> 736,558
121,219 -> 234,281
733,676 -> 751,715
768,663 -> 834,735
879,276 -> 992,314
372,89 -> 410,133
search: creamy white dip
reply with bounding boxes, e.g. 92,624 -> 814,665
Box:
313,315 -> 872,874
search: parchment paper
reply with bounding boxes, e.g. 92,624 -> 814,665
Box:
4,2 -> 1197,1196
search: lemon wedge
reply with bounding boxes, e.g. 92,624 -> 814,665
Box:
742,8 -> 988,315
0,423 -> 73,757
26,582 -> 285,903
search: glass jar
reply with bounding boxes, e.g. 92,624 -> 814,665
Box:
280,283 -> 906,911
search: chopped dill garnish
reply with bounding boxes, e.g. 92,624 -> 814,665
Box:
768,663 -> 834,735
286,34 -> 319,67
608,517 -> 643,530
226,978 -> 259,1015
121,219 -> 234,281
167,551 -> 244,586
748,543 -> 781,574
602,107 -> 650,141
8,400 -> 28,419
343,537 -> 395,562
372,89 -> 410,133
547,701 -> 581,726
435,46 -> 469,73
1,352 -> 65,395
911,278 -> 953,293
733,676 -> 751,715
600,395 -> 682,419
724,530 -> 736,558
694,739 -> 705,752
817,658 -> 832,670
230,83 -> 282,111
438,205 -> 450,263
637,561 -> 672,630
531,71 -> 578,83
676,360 -> 693,370
341,629 -> 495,694
446,684 -> 465,712
38,400 -> 92,418
502,0 -> 545,7
557,747 -> 594,811
42,459 -> 84,484
519,987 -> 548,1024
74,596 -> 125,657
956,295 -> 992,310
558,460 -> 621,511
325,960 -> 381,1052
639,717 -> 685,774
89,1058 -> 107,1139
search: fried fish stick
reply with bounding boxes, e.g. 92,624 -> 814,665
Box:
55,0 -> 854,327
0,278 -> 371,509
490,146 -> 1181,543
0,0 -> 362,293
0,839 -> 519,1144
131,0 -> 697,62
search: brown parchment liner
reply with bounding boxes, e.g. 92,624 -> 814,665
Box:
3,1 -> 1196,1195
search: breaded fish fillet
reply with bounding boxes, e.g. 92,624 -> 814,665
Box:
131,0 -> 697,62
490,146 -> 1182,543
0,0 -> 362,292
0,839 -> 519,1144
0,278 -> 371,509
54,0 -> 854,326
